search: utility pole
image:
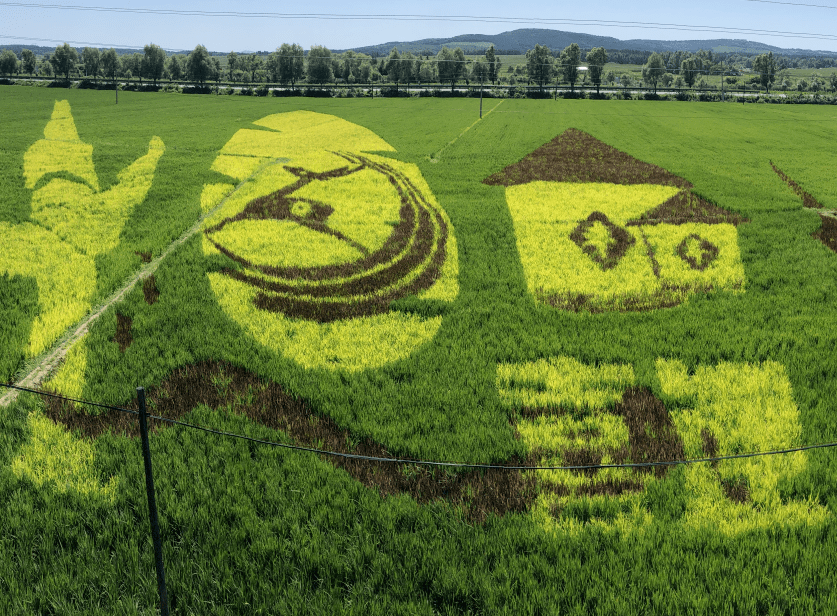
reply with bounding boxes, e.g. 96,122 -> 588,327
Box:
479,77 -> 483,119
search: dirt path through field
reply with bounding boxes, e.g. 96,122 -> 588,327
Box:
429,99 -> 504,163
0,163 -> 276,408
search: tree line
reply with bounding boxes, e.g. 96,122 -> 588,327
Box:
1,42 -> 835,96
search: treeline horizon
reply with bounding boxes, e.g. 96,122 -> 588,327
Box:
2,41 -> 836,96
3,41 -> 837,69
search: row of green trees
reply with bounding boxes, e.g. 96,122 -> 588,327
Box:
0,43 -> 169,83
0,42 -> 499,89
636,50 -> 837,95
522,43 -> 609,93
2,43 -> 836,95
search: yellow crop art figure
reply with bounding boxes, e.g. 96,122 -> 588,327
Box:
484,129 -> 745,311
0,100 -> 164,357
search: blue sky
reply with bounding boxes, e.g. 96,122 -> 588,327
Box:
1,0 -> 836,53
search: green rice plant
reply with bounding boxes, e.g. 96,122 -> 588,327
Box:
2,91 -> 837,615
0,273 -> 38,382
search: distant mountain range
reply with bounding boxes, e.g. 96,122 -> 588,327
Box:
0,43 -> 230,57
3,28 -> 836,58
335,28 -> 837,57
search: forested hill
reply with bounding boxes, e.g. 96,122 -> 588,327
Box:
3,28 -> 836,58
338,28 -> 837,57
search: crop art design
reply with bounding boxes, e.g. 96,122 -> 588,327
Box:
202,111 -> 458,372
498,357 -> 827,535
485,129 -> 746,312
771,162 -> 837,253
0,100 -> 164,357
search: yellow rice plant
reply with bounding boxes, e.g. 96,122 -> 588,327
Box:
30,136 -> 165,256
202,164 -> 297,229
657,358 -> 829,533
23,100 -> 99,192
210,154 -> 272,182
532,491 -> 653,538
292,166 -> 402,252
208,273 -> 443,371
253,110 -> 395,157
212,219 -> 363,268
506,181 -> 681,225
0,101 -> 164,357
497,356 -> 635,410
498,356 -> 827,534
198,113 -> 457,372
200,183 -> 235,214
503,181 -> 744,311
11,410 -> 118,503
646,223 -> 745,291
0,222 -> 96,356
44,335 -> 88,402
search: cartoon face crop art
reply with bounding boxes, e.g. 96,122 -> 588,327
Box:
201,111 -> 458,372
484,128 -> 746,312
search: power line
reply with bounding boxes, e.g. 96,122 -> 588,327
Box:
745,0 -> 837,8
0,33 -> 172,51
2,2 -> 837,42
3,382 -> 836,472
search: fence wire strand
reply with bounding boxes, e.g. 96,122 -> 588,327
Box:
3,382 -> 836,472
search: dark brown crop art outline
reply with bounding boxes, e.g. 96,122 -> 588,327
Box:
206,153 -> 448,322
676,234 -> 720,271
771,162 -> 837,254
569,211 -> 636,271
43,362 -> 535,523
483,128 -> 748,312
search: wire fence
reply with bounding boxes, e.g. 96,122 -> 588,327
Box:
3,378 -> 836,615
3,381 -> 836,472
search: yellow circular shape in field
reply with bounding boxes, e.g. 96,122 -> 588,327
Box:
202,111 -> 458,372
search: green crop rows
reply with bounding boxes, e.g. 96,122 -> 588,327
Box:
2,87 -> 837,615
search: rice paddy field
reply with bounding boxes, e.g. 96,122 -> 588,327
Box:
1,87 -> 837,615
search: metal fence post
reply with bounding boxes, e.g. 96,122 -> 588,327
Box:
138,386 -> 170,616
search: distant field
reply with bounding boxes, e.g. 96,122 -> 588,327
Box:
467,55 -> 836,91
1,87 -> 837,615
